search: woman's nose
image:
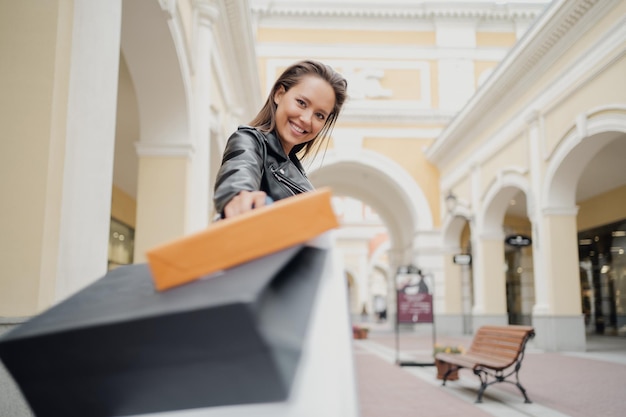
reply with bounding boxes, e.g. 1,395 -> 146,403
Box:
300,109 -> 312,124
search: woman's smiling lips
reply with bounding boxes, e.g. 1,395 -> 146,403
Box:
289,121 -> 307,135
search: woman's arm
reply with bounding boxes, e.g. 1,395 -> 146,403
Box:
213,127 -> 268,217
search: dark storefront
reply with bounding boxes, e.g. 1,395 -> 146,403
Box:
578,219 -> 626,336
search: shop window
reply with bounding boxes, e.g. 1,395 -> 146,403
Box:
578,219 -> 626,336
108,218 -> 134,270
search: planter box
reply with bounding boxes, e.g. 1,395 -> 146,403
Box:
435,359 -> 459,380
352,327 -> 369,339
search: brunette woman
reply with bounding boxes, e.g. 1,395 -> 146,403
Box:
213,60 -> 348,218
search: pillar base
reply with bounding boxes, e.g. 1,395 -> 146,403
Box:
532,315 -> 586,352
470,314 -> 509,333
434,314 -> 464,335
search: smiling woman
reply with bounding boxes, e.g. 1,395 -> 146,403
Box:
213,60 -> 348,219
273,75 -> 336,155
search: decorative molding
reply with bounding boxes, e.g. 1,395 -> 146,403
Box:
250,1 -> 547,21
334,126 -> 443,139
340,103 -> 453,126
158,0 -> 177,17
159,0 -> 193,86
542,206 -> 579,217
135,141 -> 195,158
204,0 -> 262,121
477,231 -> 505,241
193,0 -> 220,24
425,0 -> 619,166
256,43 -> 510,61
340,111 -> 452,126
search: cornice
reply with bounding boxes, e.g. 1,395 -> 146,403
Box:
250,1 -> 548,21
195,0 -> 262,120
221,0 -> 263,120
340,106 -> 454,125
425,0 -> 619,166
135,141 -> 195,158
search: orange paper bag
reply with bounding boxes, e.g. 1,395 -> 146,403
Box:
146,187 -> 339,291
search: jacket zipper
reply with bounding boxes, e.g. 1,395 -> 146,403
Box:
270,166 -> 309,195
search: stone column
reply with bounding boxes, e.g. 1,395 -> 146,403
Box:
187,0 -> 219,231
527,112 -> 585,351
435,20 -> 476,112
0,0 -> 122,313
471,231 -> 509,329
468,163 -> 508,329
437,249 -> 464,334
534,209 -> 586,351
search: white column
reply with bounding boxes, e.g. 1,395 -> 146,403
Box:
535,208 -> 585,351
55,0 -> 122,301
435,20 -> 476,112
470,160 -> 507,327
187,1 -> 219,232
527,112 -> 550,316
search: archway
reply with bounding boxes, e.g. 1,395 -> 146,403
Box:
545,110 -> 626,336
478,171 -> 534,326
118,0 -> 193,260
309,149 -> 433,324
309,149 -> 432,265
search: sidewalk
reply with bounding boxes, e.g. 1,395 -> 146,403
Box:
353,324 -> 626,417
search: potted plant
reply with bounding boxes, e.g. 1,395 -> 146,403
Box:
433,344 -> 464,380
352,324 -> 369,339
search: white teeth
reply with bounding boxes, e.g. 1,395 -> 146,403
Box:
290,122 -> 305,133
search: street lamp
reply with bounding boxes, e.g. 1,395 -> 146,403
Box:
445,191 -> 457,214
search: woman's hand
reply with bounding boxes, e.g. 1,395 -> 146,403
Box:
223,190 -> 269,218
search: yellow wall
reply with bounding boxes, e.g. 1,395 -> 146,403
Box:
504,214 -> 532,235
111,186 -> 137,228
430,61 -> 439,109
134,156 -> 190,263
377,68 -> 422,100
476,32 -> 516,47
480,133 -> 529,197
545,56 -> 626,157
257,28 -> 436,45
578,185 -> 626,231
0,0 -> 72,316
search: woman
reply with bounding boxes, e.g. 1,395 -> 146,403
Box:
213,60 -> 348,218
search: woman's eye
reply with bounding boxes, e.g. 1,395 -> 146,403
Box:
296,99 -> 305,106
316,113 -> 326,121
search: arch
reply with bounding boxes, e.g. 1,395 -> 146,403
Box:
480,170 -> 531,236
120,0 -> 191,146
369,237 -> 390,264
345,270 -> 359,316
308,149 -> 433,265
443,206 -> 473,250
544,109 -> 626,209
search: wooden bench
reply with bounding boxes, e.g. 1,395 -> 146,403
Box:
435,325 -> 535,403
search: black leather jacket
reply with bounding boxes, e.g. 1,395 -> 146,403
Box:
213,126 -> 314,216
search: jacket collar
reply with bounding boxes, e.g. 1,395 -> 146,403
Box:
265,130 -> 308,174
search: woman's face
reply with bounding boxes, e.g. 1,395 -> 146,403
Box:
273,75 -> 336,155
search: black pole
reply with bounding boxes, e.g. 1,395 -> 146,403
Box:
394,288 -> 399,365
397,269 -> 434,368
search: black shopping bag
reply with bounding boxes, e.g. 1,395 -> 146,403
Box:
0,244 -> 327,417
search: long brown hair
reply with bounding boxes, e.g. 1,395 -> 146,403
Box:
249,60 -> 348,158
